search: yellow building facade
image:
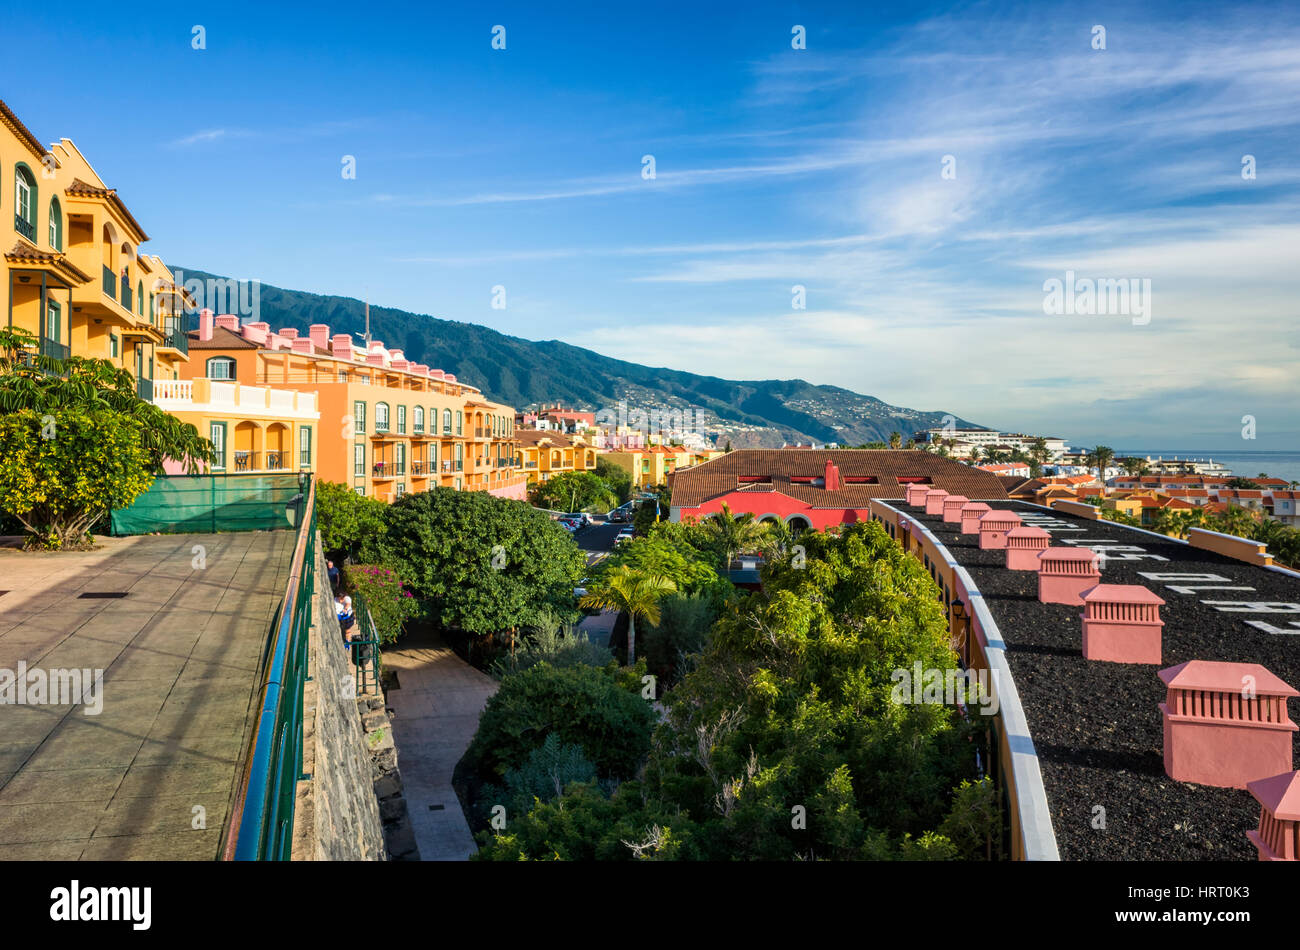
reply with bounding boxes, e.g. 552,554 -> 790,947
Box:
2,97 -> 317,470
601,446 -> 724,489
517,429 -> 598,486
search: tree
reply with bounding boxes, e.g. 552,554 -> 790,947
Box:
377,488 -> 587,639
1122,456 -> 1150,478
532,470 -> 619,513
0,327 -> 213,474
966,446 -> 982,466
1086,445 -> 1115,494
0,407 -> 154,549
594,457 -> 632,504
888,431 -> 902,449
700,501 -> 766,566
580,565 -> 677,664
317,479 -> 387,561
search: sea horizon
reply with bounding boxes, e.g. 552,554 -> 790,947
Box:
1114,449 -> 1300,484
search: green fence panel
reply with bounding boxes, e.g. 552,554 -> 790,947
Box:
111,474 -> 307,536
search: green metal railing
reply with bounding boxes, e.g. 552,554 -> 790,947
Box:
350,590 -> 382,695
102,264 -> 116,298
224,476 -> 316,860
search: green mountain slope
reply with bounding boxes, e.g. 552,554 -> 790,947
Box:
181,269 -> 982,447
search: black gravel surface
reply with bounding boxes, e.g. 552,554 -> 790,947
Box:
902,501 -> 1300,861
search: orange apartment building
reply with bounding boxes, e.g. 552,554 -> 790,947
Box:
181,311 -> 525,501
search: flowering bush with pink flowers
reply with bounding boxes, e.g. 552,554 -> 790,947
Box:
345,564 -> 419,644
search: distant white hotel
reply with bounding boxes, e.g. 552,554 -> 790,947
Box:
923,427 -> 1069,461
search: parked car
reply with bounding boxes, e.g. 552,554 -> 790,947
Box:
615,527 -> 636,543
563,513 -> 592,527
557,518 -> 579,532
608,507 -> 632,523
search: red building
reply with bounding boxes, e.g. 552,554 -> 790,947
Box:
668,449 -> 1008,531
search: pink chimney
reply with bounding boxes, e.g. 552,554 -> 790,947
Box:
331,334 -> 354,358
1079,584 -> 1164,664
1247,770 -> 1300,860
941,495 -> 969,523
215,313 -> 240,332
1036,547 -> 1100,604
291,338 -> 315,354
960,502 -> 991,534
978,510 -> 1022,549
924,489 -> 950,515
199,308 -> 214,342
278,328 -> 299,340
824,458 -> 840,491
241,322 -> 268,344
1159,660 -> 1298,788
309,324 -> 331,350
905,483 -> 931,506
1005,525 -> 1050,569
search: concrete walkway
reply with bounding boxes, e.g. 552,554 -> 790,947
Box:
0,531 -> 293,860
382,630 -> 497,860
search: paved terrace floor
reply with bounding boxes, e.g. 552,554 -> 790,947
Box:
0,530 -> 294,860
902,500 -> 1300,861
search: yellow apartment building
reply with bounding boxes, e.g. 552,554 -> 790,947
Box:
517,429 -> 598,486
183,312 -> 525,501
1,97 -> 322,473
602,445 -> 724,489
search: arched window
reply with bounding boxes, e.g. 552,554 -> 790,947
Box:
206,356 -> 236,379
14,164 -> 37,242
442,409 -> 452,434
48,196 -> 62,250
375,402 -> 390,431
413,406 -> 424,433
137,280 -> 144,316
455,410 -> 463,435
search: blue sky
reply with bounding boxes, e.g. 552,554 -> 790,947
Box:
6,0 -> 1300,450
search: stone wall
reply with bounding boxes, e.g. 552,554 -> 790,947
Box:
292,545 -> 386,860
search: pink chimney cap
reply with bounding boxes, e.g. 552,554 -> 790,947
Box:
1038,546 -> 1096,560
980,509 -> 1023,523
1007,525 -> 1050,539
1247,770 -> 1300,821
1158,660 -> 1297,697
1080,584 -> 1164,606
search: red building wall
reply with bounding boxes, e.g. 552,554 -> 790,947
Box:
678,490 -> 869,531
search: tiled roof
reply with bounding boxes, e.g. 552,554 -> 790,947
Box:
517,429 -> 573,448
186,326 -> 259,350
3,241 -> 93,284
670,449 -> 1009,508
65,178 -> 150,243
0,98 -> 47,160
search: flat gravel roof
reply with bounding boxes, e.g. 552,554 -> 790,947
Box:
902,500 -> 1300,861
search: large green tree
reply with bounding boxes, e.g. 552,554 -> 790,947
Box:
530,470 -> 618,513
0,407 -> 155,549
317,479 -> 388,560
377,487 -> 586,637
0,327 -> 214,474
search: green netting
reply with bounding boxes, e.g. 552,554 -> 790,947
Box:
110,474 -> 308,536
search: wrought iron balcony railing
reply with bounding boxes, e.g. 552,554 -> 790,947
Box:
15,214 -> 35,241
103,265 -> 117,298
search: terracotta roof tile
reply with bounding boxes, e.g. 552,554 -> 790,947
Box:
670,449 -> 1009,509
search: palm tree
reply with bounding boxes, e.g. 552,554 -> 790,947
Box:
888,431 -> 902,449
967,446 -> 982,466
1122,456 -> 1149,479
702,502 -> 766,567
1087,445 -> 1115,495
579,565 -> 677,664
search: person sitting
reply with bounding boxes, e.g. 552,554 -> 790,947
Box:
336,594 -> 357,649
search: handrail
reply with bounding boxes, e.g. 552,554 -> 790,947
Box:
222,476 -> 316,860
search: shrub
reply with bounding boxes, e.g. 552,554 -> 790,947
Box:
345,564 -> 419,643
490,613 -> 613,679
464,662 -> 656,783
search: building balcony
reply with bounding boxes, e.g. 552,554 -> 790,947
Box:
40,336 -> 71,361
159,325 -> 189,357
15,214 -> 35,242
136,376 -> 153,401
151,378 -> 319,421
102,264 -> 116,298
121,282 -> 133,312
232,450 -> 292,472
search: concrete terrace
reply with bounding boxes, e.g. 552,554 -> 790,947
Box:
0,530 -> 294,860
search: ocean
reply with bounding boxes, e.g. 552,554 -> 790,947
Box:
1117,450 -> 1300,485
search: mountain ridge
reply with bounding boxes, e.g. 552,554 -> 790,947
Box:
180,268 -> 983,447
